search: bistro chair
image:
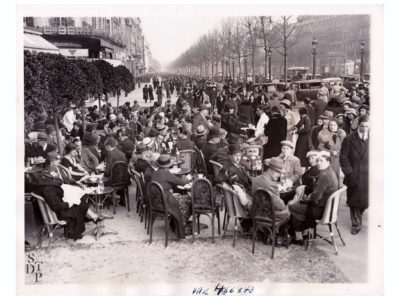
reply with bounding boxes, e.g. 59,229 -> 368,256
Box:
305,185 -> 347,254
209,160 -> 223,178
216,183 -> 251,247
131,169 -> 149,232
191,178 -> 221,243
58,165 -> 74,184
110,161 -> 131,214
194,146 -> 208,175
146,181 -> 171,247
30,192 -> 67,251
178,149 -> 196,174
251,188 -> 290,259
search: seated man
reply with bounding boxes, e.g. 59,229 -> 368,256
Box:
251,157 -> 290,223
104,137 -> 127,179
214,143 -> 252,231
176,126 -> 196,151
288,151 -> 338,245
272,140 -> 302,187
201,126 -> 222,175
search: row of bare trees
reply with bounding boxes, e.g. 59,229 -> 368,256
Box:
170,16 -> 299,83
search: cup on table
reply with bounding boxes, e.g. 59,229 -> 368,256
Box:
198,174 -> 204,179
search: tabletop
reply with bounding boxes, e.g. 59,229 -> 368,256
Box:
24,166 -> 43,174
170,167 -> 190,176
84,186 -> 113,196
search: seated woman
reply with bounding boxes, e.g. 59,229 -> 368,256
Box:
150,154 -> 193,238
61,143 -> 88,181
28,153 -> 101,241
272,140 -> 302,187
288,151 -> 338,245
300,150 -> 322,195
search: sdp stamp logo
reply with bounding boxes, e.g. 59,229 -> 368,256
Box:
25,253 -> 43,282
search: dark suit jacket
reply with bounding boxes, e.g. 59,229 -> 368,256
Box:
339,131 -> 369,208
105,148 -> 127,177
215,159 -> 252,193
176,138 -> 196,151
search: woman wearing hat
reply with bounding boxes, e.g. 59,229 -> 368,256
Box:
296,151 -> 322,199
342,108 -> 358,135
150,154 -> 193,238
60,143 -> 88,181
288,151 -> 338,245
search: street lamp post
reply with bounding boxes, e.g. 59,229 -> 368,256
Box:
360,41 -> 366,82
312,37 -> 318,79
267,47 -> 272,82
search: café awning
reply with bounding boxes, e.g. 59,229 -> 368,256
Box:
24,33 -> 60,54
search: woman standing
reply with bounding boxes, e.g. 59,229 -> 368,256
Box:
293,107 -> 311,167
142,84 -> 149,103
327,119 -> 346,182
280,99 -> 297,143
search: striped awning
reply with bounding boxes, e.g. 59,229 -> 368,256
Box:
24,33 -> 60,54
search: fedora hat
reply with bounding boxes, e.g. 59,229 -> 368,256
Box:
136,143 -> 147,154
37,132 -> 48,141
199,103 -> 209,111
228,143 -> 242,155
195,125 -> 206,136
280,99 -> 291,108
320,111 -> 334,119
264,157 -> 283,173
280,140 -> 294,149
208,126 -> 220,138
156,154 -> 173,168
143,137 -> 154,147
346,108 -> 358,116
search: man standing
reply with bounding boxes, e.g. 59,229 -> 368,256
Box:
62,103 -> 77,133
192,104 -> 212,135
339,115 -> 369,235
263,106 -> 287,159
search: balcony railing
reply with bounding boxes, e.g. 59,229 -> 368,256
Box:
42,26 -> 126,48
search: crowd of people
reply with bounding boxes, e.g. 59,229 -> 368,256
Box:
24,73 -> 370,245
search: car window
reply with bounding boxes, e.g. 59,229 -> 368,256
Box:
310,82 -> 321,88
267,85 -> 276,92
299,83 -> 309,89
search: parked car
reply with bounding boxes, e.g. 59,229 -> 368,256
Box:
321,77 -> 343,88
340,74 -> 360,90
293,79 -> 322,101
252,82 -> 288,100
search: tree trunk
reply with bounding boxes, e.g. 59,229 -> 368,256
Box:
117,92 -> 120,112
211,60 -> 214,79
82,102 -> 86,131
221,60 -> 225,78
53,111 -> 63,157
98,96 -> 102,119
238,55 -> 241,80
264,50 -> 268,80
251,49 -> 255,83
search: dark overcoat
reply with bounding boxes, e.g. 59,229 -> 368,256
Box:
263,114 -> 287,159
339,131 -> 369,209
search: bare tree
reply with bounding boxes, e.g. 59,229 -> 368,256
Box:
232,18 -> 246,80
270,15 -> 299,83
241,16 -> 259,82
258,16 -> 277,80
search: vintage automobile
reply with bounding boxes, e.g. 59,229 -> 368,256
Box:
321,77 -> 343,88
251,82 -> 288,101
340,74 -> 361,90
293,79 -> 322,102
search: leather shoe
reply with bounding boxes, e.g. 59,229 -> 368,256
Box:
351,227 -> 361,235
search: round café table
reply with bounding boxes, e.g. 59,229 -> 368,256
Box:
170,167 -> 190,177
24,166 -> 43,174
84,186 -> 117,240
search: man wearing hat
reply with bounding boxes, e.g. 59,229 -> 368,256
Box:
308,111 -> 333,150
274,140 -> 302,186
192,103 -> 212,136
222,102 -> 246,135
343,108 -> 358,134
103,137 -> 127,178
176,127 -> 196,151
37,132 -> 57,157
251,157 -> 290,223
62,103 -> 77,133
215,143 -> 253,231
193,125 -> 207,150
201,126 -> 223,174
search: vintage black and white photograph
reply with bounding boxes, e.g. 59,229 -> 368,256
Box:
16,3 -> 384,296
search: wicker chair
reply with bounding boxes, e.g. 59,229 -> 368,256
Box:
251,188 -> 290,259
146,181 -> 171,247
191,178 -> 221,243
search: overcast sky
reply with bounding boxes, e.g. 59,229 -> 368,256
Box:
141,16 -> 223,69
